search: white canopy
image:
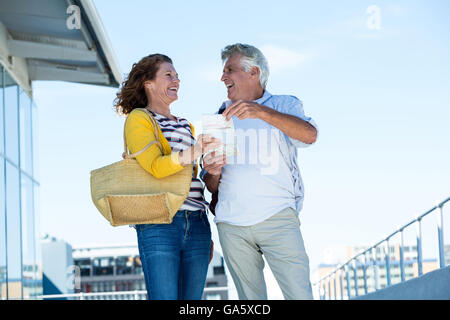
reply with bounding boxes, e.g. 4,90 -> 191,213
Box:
0,0 -> 122,96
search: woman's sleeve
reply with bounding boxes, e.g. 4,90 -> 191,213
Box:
125,112 -> 185,178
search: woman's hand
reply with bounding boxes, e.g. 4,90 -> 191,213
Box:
178,134 -> 222,166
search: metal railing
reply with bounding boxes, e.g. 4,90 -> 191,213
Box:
313,197 -> 450,300
41,290 -> 147,300
38,286 -> 230,300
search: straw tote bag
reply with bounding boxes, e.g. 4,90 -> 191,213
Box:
90,108 -> 193,227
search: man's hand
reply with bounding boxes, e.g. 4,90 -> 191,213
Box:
202,151 -> 225,193
222,100 -> 270,121
203,151 -> 226,176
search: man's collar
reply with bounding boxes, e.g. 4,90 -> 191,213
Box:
222,90 -> 272,110
254,90 -> 272,105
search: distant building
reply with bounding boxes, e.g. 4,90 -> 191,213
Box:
203,250 -> 228,300
313,244 -> 439,299
41,235 -> 74,299
72,243 -> 144,295
445,244 -> 450,266
321,243 -> 420,265
72,243 -> 229,300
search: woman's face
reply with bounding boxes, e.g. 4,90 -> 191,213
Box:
146,62 -> 180,105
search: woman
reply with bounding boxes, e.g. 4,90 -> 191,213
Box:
114,54 -> 221,300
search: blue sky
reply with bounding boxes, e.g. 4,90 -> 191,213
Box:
32,0 -> 450,296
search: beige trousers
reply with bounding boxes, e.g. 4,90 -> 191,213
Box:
217,207 -> 313,300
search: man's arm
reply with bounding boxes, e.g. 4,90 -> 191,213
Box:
259,106 -> 317,144
203,172 -> 221,193
223,100 -> 317,145
201,151 -> 226,193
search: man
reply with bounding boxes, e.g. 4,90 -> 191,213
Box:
201,43 -> 318,300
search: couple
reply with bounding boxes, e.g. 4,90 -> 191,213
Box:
114,43 -> 318,300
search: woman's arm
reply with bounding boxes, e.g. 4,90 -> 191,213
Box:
125,111 -> 221,178
125,112 -> 185,178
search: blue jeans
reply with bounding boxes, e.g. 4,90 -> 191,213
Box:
136,210 -> 211,300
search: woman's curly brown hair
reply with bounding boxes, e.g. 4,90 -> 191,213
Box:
114,54 -> 173,115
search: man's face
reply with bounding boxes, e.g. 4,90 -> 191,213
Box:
221,54 -> 257,102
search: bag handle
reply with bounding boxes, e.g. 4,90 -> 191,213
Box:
122,108 -> 163,159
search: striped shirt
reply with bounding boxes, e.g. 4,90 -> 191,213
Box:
149,110 -> 209,212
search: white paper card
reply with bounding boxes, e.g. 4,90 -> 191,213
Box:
202,114 -> 238,156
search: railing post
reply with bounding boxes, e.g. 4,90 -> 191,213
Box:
333,273 -> 337,300
362,253 -> 368,294
416,219 -> 423,276
385,240 -> 391,287
352,260 -> 359,297
339,268 -> 344,300
437,204 -> 445,268
317,282 -> 322,300
400,229 -> 405,282
372,247 -> 380,291
345,264 -> 351,299
320,282 -> 325,300
327,276 -> 331,300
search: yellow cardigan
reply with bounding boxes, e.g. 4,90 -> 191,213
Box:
124,108 -> 198,179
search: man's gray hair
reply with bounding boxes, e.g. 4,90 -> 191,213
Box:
221,43 -> 270,89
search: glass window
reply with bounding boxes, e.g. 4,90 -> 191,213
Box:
1,66 -> 4,154
93,257 -> 114,276
31,101 -> 38,181
74,259 -> 91,277
0,65 -> 5,300
116,256 -> 133,275
19,89 -> 33,176
33,182 -> 42,297
133,256 -> 143,275
0,157 -> 6,300
6,162 -> 22,299
214,266 -> 225,275
21,176 -> 36,299
205,293 -> 221,300
206,281 -> 218,287
0,67 -> 41,299
4,79 -> 19,166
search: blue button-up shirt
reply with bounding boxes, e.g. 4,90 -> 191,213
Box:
201,91 -> 318,226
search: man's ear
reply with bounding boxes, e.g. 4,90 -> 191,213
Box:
250,66 -> 260,78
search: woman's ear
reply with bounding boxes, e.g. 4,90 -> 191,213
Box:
144,80 -> 153,91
